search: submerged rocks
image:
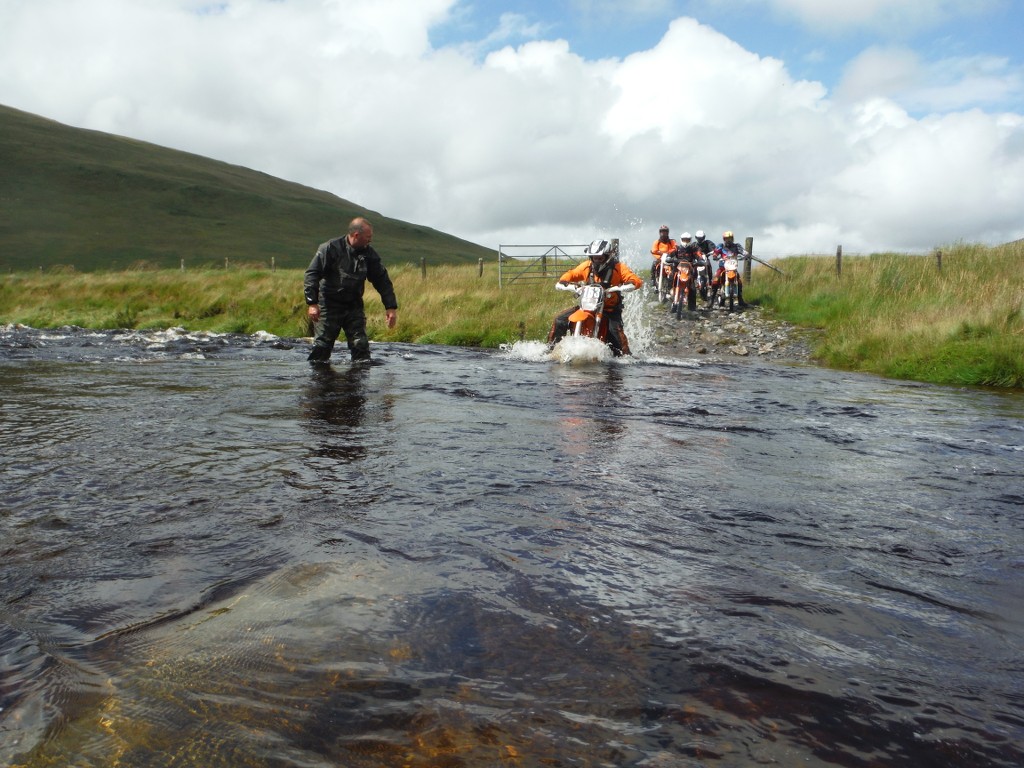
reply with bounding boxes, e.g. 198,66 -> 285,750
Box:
647,302 -> 817,363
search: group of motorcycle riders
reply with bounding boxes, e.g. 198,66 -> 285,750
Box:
302,215 -> 747,364
546,225 -> 750,357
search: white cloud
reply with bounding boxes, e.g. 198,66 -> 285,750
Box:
837,46 -> 1024,113
780,100 -> 1024,250
0,0 -> 1022,257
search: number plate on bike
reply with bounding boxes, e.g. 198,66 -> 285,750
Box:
579,284 -> 604,312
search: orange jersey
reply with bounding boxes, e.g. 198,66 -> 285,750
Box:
651,239 -> 677,259
558,260 -> 644,311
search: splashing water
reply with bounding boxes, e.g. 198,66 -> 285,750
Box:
500,336 -> 614,365
620,287 -> 656,357
502,286 -> 656,365
500,339 -> 552,362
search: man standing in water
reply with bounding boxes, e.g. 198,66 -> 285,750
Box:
304,217 -> 398,363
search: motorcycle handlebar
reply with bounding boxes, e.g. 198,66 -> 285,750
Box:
556,281 -> 637,295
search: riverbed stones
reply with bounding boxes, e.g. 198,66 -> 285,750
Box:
648,304 -> 816,363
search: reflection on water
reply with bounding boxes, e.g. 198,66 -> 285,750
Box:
302,364 -> 376,464
1,324 -> 1023,767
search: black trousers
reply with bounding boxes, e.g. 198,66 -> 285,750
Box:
308,301 -> 371,362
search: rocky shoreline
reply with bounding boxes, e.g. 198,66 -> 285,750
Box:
646,299 -> 819,364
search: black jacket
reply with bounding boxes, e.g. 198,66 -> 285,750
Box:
303,237 -> 398,309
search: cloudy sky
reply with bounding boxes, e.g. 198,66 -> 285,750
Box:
2,0 -> 1023,258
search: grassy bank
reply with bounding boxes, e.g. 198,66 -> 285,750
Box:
2,242 -> 1021,389
748,241 -> 1023,389
0,262 -> 572,347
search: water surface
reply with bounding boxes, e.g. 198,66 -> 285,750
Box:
1,324 -> 1022,767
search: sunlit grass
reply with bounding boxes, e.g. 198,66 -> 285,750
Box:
747,241 -> 1024,388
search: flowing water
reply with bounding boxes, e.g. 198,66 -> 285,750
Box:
1,319 -> 1022,767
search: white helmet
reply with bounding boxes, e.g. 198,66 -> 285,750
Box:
695,230 -> 706,240
585,238 -> 612,264
680,232 -> 692,241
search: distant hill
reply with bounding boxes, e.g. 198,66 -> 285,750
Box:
0,104 -> 492,272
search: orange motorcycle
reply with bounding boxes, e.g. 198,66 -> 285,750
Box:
669,258 -> 697,317
711,249 -> 742,311
555,280 -> 635,343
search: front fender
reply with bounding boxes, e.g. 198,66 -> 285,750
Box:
568,309 -> 594,324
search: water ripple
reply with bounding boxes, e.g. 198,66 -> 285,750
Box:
1,327 -> 1022,767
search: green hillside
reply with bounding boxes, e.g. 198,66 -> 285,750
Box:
0,104 -> 492,272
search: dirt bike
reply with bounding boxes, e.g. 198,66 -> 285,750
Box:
555,280 -> 635,347
692,253 -> 712,304
669,258 -> 697,318
717,255 -> 741,311
655,255 -> 675,304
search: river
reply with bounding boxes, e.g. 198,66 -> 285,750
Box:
1,319 -> 1022,767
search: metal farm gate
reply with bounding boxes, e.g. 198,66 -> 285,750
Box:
497,244 -> 589,288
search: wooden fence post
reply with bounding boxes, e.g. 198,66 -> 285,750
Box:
420,257 -> 427,279
744,237 -> 753,282
935,249 -> 942,271
271,256 -> 276,272
478,257 -> 484,277
836,245 -> 842,277
180,258 -> 185,271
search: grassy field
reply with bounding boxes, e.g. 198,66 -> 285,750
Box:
0,261 -> 573,348
749,241 -> 1023,389
0,104 -> 492,272
2,241 -> 1021,389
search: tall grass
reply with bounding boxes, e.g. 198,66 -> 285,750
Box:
0,262 -> 571,345
2,242 -> 1021,389
747,241 -> 1024,388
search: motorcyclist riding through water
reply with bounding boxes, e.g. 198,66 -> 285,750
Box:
547,238 -> 644,356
